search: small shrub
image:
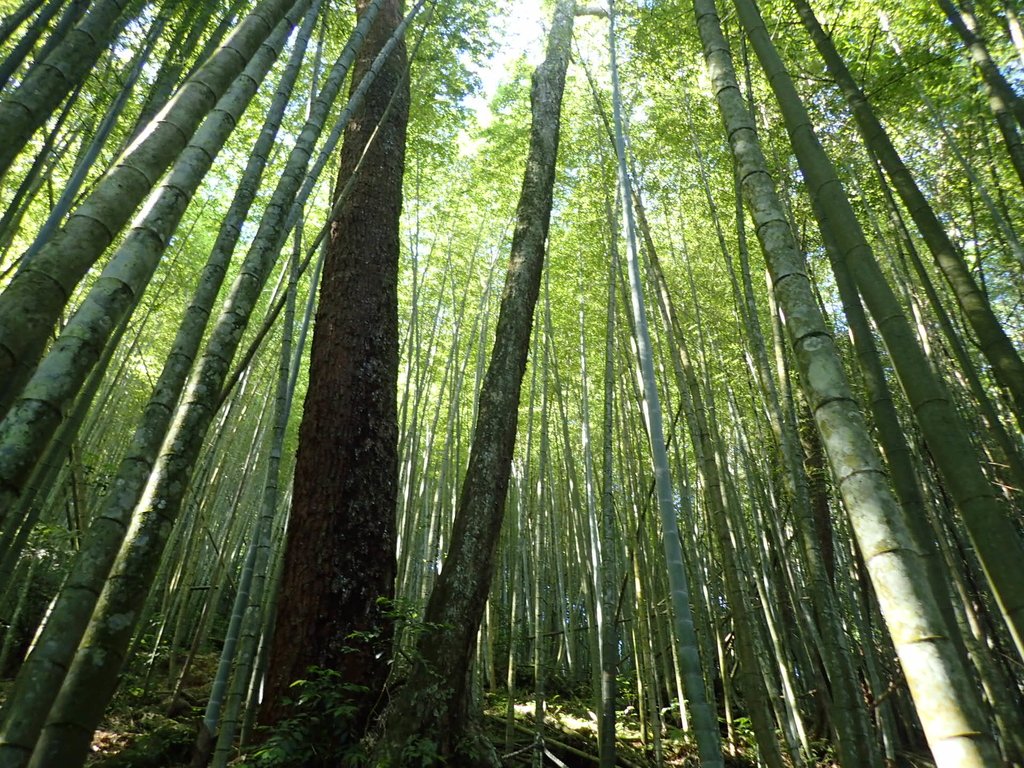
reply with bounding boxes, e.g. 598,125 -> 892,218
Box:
245,668 -> 369,767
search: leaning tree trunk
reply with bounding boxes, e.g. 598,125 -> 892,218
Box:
936,0 -> 1024,185
0,0 -> 54,63
0,0 -> 138,178
736,0 -> 1024,666
606,3 -> 724,763
381,2 -> 575,764
5,4 -> 411,763
0,4 -> 304,528
0,11 -> 314,765
692,0 -> 1000,765
788,0 -> 1024,430
0,0 -> 300,416
259,0 -> 410,739
16,13 -> 163,269
198,231 -> 303,768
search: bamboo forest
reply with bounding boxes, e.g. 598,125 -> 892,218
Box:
2,0 -> 1024,765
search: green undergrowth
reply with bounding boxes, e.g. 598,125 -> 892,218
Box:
82,649 -> 220,766
480,691 -> 760,767
1,662 -> 809,767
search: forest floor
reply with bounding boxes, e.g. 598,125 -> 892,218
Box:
1,657 -> 767,767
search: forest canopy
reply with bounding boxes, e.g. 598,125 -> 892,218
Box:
0,0 -> 1023,766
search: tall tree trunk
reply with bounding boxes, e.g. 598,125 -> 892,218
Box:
693,0 -> 1001,764
0,0 -> 79,92
598,241 -> 619,768
0,6 -> 302,524
0,0 -> 50,50
936,0 -> 1024,185
381,2 -> 575,763
17,14 -> 164,269
635,200 -> 769,768
0,12 -> 311,765
201,231 -> 302,768
260,0 -> 410,739
736,0 -> 1024,665
2,3 -> 409,762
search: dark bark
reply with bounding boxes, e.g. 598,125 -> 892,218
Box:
799,405 -> 834,587
260,0 -> 409,740
380,1 -> 575,764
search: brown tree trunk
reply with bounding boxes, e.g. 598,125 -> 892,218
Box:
260,0 -> 409,740
379,2 -> 576,764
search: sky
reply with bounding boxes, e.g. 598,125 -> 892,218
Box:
463,1 -> 549,126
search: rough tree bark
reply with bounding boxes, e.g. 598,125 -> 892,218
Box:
259,0 -> 409,740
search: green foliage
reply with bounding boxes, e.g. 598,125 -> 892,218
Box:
245,601 -> 446,768
407,0 -> 499,167
245,668 -> 370,768
4,0 -> 1024,765
89,722 -> 195,768
393,734 -> 444,766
